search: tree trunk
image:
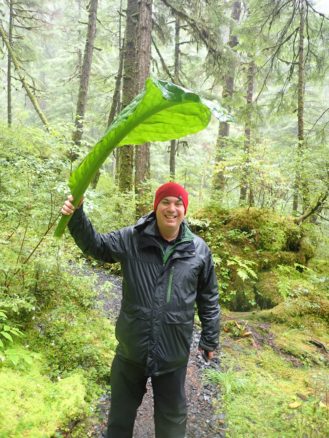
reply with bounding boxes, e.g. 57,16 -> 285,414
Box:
240,60 -> 255,205
0,23 -> 49,131
118,0 -> 140,192
213,0 -> 241,193
108,44 -> 124,129
292,1 -> 306,214
134,0 -> 153,216
72,0 -> 98,149
7,0 -> 13,127
169,17 -> 181,180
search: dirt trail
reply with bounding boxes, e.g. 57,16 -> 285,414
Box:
80,265 -> 226,438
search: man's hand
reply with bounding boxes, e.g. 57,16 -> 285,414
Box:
61,195 -> 84,216
199,348 -> 214,362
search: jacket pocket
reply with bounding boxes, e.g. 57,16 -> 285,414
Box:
157,309 -> 195,363
115,304 -> 151,363
163,309 -> 195,324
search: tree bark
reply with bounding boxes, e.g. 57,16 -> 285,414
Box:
0,22 -> 49,131
7,0 -> 13,127
292,0 -> 306,214
118,0 -> 139,192
240,60 -> 255,205
108,45 -> 124,129
72,0 -> 98,148
134,0 -> 153,216
169,17 -> 180,180
213,0 -> 241,193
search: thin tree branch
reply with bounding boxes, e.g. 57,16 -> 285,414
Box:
294,190 -> 329,224
151,36 -> 176,83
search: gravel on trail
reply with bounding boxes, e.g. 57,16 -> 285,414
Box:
74,263 -> 226,438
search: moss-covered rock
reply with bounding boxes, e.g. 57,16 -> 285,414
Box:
255,272 -> 283,309
258,294 -> 329,325
191,206 -> 319,312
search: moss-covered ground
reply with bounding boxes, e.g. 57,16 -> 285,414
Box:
208,310 -> 329,437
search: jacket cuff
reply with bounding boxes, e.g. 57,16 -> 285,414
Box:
198,339 -> 217,352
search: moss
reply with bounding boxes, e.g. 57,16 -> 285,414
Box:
255,272 -> 283,309
258,294 -> 329,326
212,327 -> 329,437
191,206 -> 321,312
257,251 -> 302,270
30,307 -> 117,388
299,236 -> 316,263
0,359 -> 86,437
271,325 -> 329,366
225,207 -> 302,252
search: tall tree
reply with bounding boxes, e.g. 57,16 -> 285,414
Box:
7,0 -> 13,126
292,0 -> 306,213
169,16 -> 181,180
0,22 -> 49,130
249,0 -> 329,214
118,0 -> 153,203
72,0 -> 98,149
239,59 -> 255,205
213,0 -> 241,193
118,0 -> 139,192
134,0 -> 153,216
107,1 -> 124,185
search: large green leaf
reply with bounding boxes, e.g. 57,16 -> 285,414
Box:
54,78 -> 221,237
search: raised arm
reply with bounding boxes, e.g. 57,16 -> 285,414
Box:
61,195 -> 125,263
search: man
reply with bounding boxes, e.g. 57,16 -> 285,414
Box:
61,181 -> 220,438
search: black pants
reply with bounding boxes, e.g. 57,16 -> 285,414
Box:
106,355 -> 187,438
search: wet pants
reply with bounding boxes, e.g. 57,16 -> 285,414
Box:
106,355 -> 187,438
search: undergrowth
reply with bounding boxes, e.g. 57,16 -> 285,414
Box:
0,124 -> 122,435
206,344 -> 328,437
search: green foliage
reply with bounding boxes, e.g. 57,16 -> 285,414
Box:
31,304 -> 117,389
275,264 -> 316,300
54,78 -> 220,236
0,363 -> 86,437
227,256 -> 257,282
191,206 -> 316,311
0,310 -> 24,351
85,173 -> 136,231
0,123 -> 119,435
209,346 -> 329,437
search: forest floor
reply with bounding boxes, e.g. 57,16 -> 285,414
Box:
79,267 -> 226,438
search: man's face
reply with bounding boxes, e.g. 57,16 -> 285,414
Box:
156,196 -> 185,236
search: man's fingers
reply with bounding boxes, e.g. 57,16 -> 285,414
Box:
61,196 -> 75,216
61,195 -> 84,215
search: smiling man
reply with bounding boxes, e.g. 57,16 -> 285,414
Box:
61,181 -> 220,438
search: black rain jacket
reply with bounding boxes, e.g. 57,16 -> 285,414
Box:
68,208 -> 220,376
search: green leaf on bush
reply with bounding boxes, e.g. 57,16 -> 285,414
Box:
1,332 -> 13,342
54,78 -> 224,237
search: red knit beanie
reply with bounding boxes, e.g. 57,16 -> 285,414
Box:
154,182 -> 189,213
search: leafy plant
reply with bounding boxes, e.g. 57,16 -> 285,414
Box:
0,310 -> 24,350
227,256 -> 258,282
54,78 -> 226,237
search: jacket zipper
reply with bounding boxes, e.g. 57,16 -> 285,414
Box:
162,236 -> 193,265
166,267 -> 174,303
